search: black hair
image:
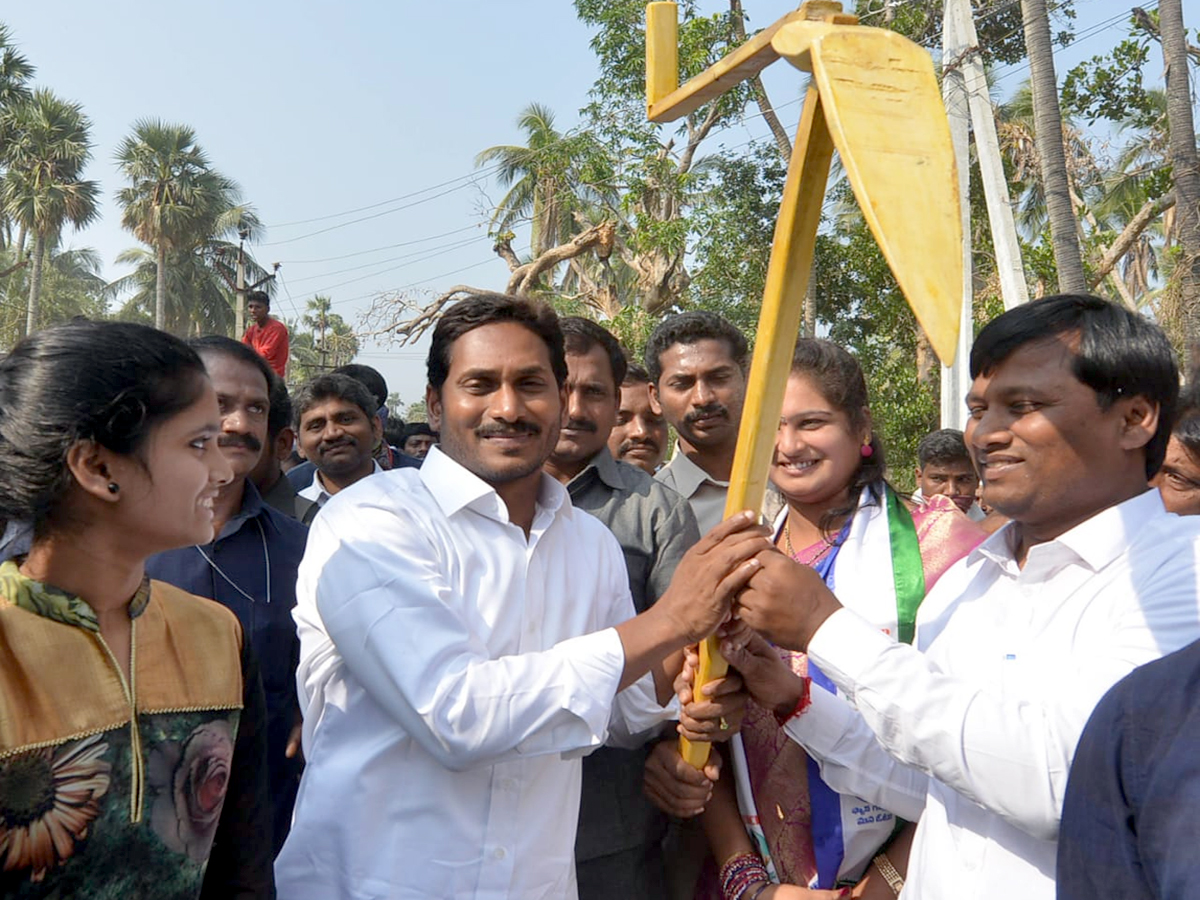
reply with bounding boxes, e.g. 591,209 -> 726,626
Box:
0,320 -> 209,537
293,374 -> 376,426
789,338 -> 887,538
382,417 -> 406,448
403,421 -> 437,441
970,293 -> 1178,478
624,362 -> 651,385
332,363 -> 388,410
427,292 -> 567,392
917,428 -> 971,469
266,375 -> 292,442
189,333 -> 276,400
559,316 -> 627,391
643,311 -> 749,385
246,289 -> 270,310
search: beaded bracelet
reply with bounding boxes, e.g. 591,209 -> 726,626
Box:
774,675 -> 813,726
719,852 -> 770,900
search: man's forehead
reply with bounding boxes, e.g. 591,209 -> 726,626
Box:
449,322 -> 554,372
969,337 -> 1079,395
301,398 -> 364,421
566,349 -> 616,388
661,340 -> 739,373
923,459 -> 974,473
202,352 -> 269,395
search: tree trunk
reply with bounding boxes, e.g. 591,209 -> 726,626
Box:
155,243 -> 167,331
1020,0 -> 1086,292
25,232 -> 45,337
802,266 -> 817,338
1159,0 -> 1200,361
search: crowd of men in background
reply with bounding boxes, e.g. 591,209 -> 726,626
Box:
83,290 -> 1200,899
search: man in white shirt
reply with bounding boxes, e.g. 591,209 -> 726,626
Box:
275,293 -> 768,900
293,373 -> 384,524
725,294 -> 1200,900
646,311 -> 749,534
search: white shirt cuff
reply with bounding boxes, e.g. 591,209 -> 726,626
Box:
807,607 -> 896,698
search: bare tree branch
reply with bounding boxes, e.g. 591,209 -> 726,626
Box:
1132,7 -> 1200,61
493,237 -> 522,272
730,0 -> 793,160
506,222 -> 615,294
1089,190 -> 1177,288
361,285 -> 491,345
0,258 -> 29,279
680,103 -> 722,174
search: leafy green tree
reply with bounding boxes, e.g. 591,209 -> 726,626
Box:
115,120 -> 249,331
405,399 -> 428,423
0,242 -> 106,346
107,237 -> 269,336
476,103 -> 612,260
1,89 -> 99,335
0,22 -> 34,251
286,295 -> 359,384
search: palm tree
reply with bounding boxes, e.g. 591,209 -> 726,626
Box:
1158,0 -> 1200,356
476,103 -> 611,260
115,120 -> 246,331
107,220 -> 269,335
1,89 -> 99,335
1019,0 -> 1086,292
0,24 -> 34,238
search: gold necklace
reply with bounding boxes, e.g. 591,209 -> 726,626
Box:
784,519 -> 833,567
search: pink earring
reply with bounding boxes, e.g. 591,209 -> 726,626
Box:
860,441 -> 874,459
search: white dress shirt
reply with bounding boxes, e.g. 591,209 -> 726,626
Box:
656,450 -> 729,534
296,459 -> 384,507
275,446 -> 670,900
784,490 -> 1200,900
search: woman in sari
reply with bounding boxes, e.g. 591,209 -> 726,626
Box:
696,339 -> 985,900
0,321 -> 274,899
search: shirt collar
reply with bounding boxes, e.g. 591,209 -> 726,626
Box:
0,558 -> 151,631
568,447 -> 625,493
969,488 -> 1167,572
216,478 -> 266,541
665,449 -> 728,497
420,445 -> 570,526
302,460 -> 383,506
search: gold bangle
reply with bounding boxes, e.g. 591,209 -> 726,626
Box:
873,852 -> 904,897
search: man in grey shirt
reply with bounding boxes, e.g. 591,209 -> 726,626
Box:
645,312 -> 749,533
544,317 -> 703,900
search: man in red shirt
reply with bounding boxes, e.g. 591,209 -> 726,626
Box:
242,290 -> 289,377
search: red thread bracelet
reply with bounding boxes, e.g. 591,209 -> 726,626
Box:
774,676 -> 812,725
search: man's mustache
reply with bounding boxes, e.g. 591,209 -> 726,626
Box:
318,437 -> 356,454
619,437 -> 660,454
476,422 -> 541,438
563,418 -> 597,434
218,434 -> 262,453
684,404 -> 728,425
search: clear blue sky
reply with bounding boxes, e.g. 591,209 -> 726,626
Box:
2,0 -> 1152,408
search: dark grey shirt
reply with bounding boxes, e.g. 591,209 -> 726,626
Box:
567,448 -> 701,866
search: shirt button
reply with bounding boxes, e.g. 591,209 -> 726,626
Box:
493,848 -> 507,860
501,778 -> 517,791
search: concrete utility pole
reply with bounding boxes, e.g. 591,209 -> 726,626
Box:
939,0 -> 1030,428
941,0 -> 974,430
948,0 -> 1029,312
235,222 -> 249,338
